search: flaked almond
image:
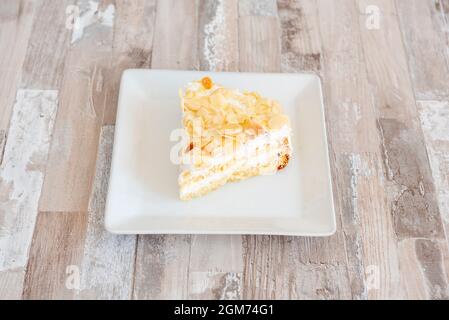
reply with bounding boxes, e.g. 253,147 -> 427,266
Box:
271,101 -> 282,113
225,112 -> 239,124
209,92 -> 225,107
198,107 -> 212,121
223,124 -> 243,135
268,114 -> 290,130
212,114 -> 224,125
185,102 -> 201,111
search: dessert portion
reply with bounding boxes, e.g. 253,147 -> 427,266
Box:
178,77 -> 292,201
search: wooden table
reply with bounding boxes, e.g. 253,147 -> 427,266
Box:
1,0 -> 448,300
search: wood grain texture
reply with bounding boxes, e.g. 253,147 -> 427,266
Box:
189,235 -> 243,299
358,0 -> 444,240
0,0 -> 38,131
150,0 -> 199,70
414,239 -> 449,299
77,125 -> 136,300
278,0 -> 321,72
1,0 -> 448,300
23,211 -> 88,299
20,0 -> 74,89
242,236 -> 351,299
396,0 -> 449,100
438,0 -> 449,51
398,238 -> 449,299
317,0 -> 378,300
317,0 -> 405,299
133,235 -> 191,299
103,0 -> 157,124
198,0 -> 239,71
417,100 -> 449,245
357,0 -> 449,298
0,90 -> 58,299
238,16 -> 281,72
239,0 -> 278,17
397,0 -> 449,259
38,0 -> 115,212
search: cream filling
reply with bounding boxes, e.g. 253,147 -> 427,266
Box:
179,149 -> 279,196
180,125 -> 291,176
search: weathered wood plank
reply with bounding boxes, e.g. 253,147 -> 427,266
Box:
0,0 -> 38,131
242,236 -> 351,299
188,272 -> 241,300
358,0 -> 445,240
150,0 -> 199,70
189,235 -> 243,299
316,0 -> 377,153
133,0 -> 199,300
377,118 -> 444,238
291,264 -> 351,299
70,0 -> 115,44
198,0 -> 239,71
338,152 -> 403,299
397,0 -> 449,258
238,16 -> 281,72
415,239 -> 449,299
417,100 -> 449,245
133,235 -> 191,299
434,0 -> 449,58
396,239 -> 429,300
20,0 -> 74,89
278,0 -> 321,72
317,0 -> 405,299
76,126 -> 136,300
23,211 -> 88,299
277,0 -> 366,299
0,90 -> 58,299
24,126 -> 136,299
239,0 -> 278,17
102,0 -> 157,124
38,55 -> 110,212
398,239 -> 449,299
354,0 -> 449,298
396,0 -> 449,100
39,0 -> 115,212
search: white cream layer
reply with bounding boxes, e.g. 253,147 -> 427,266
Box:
180,150 -> 279,197
180,125 -> 291,177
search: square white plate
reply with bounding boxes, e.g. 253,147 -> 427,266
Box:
105,69 -> 336,236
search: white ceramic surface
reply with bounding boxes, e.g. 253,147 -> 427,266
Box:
105,69 -> 336,236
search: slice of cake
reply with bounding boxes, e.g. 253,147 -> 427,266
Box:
178,76 -> 292,201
